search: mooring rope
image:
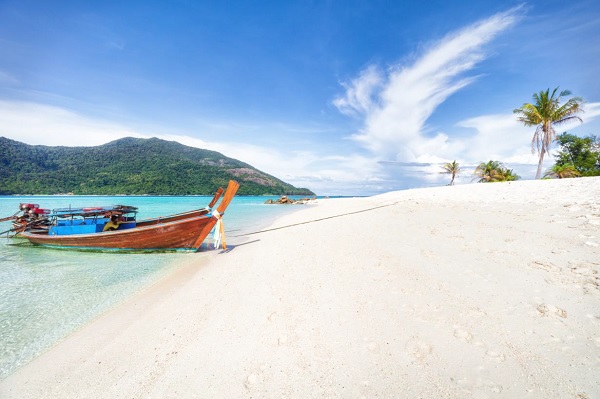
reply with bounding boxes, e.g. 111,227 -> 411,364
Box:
230,201 -> 399,237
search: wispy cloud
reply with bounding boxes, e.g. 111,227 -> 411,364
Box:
333,6 -> 524,162
333,65 -> 383,117
582,102 -> 600,121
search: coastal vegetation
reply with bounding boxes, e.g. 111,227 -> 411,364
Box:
442,88 -> 594,185
440,160 -> 461,185
549,133 -> 600,177
0,137 -> 315,196
473,160 -> 520,183
543,164 -> 581,179
513,88 -> 584,179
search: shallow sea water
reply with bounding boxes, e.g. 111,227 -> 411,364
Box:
0,194 -> 305,379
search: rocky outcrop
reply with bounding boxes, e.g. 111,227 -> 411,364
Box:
264,196 -> 317,205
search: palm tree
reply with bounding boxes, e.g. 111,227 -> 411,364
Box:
440,160 -> 461,185
473,160 -> 520,183
495,167 -> 520,182
473,160 -> 503,183
543,164 -> 581,179
513,88 -> 584,179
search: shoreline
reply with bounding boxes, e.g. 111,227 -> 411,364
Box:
0,197 -> 303,380
1,178 -> 599,398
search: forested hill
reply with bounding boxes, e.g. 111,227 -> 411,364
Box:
0,137 -> 315,196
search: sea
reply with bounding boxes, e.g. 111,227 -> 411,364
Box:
0,194 -> 308,380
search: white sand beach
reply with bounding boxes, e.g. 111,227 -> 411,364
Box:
1,177 -> 599,398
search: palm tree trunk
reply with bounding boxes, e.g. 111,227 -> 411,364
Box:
535,150 -> 545,179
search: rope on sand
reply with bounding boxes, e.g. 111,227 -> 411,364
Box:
230,201 -> 399,237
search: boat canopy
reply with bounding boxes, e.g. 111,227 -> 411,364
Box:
49,205 -> 138,218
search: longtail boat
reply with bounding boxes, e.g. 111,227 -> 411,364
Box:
18,180 -> 239,252
0,203 -> 52,234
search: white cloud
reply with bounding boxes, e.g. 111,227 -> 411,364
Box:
583,102 -> 600,120
456,113 -> 535,163
159,133 -> 332,189
457,102 -> 600,164
0,100 -> 146,146
333,6 -> 523,162
332,65 -> 383,117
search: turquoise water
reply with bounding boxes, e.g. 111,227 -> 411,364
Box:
0,195 -> 304,380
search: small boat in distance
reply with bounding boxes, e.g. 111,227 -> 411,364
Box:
18,180 -> 239,252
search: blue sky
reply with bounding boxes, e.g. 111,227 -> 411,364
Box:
1,0 -> 599,195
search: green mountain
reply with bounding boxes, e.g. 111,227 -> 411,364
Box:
0,137 -> 315,196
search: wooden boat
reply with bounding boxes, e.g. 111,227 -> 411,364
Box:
0,204 -> 52,236
18,181 -> 239,252
1,188 -> 225,237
